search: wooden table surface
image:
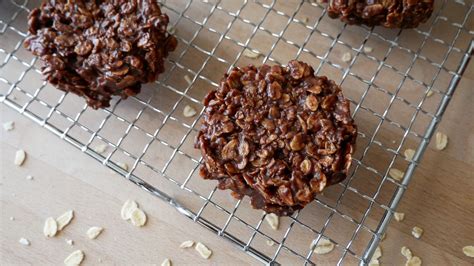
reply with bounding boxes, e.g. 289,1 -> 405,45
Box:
1,59 -> 472,265
1,1 -> 473,264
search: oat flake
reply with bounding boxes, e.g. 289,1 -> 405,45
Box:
242,49 -> 261,59
195,242 -> 212,259
363,46 -> 373,53
19,238 -> 30,246
43,217 -> 58,237
412,226 -> 423,239
404,149 -> 415,161
130,208 -> 147,227
313,238 -> 335,255
435,132 -> 448,150
462,246 -> 474,257
401,246 -> 413,259
14,149 -> 26,166
342,52 -> 352,63
183,105 -> 197,118
389,168 -> 404,181
3,121 -> 14,131
179,240 -> 195,249
57,210 -> 74,231
265,213 -> 279,230
161,258 -> 172,266
64,250 -> 85,266
121,199 -> 138,220
86,226 -> 104,239
405,256 -> 422,266
394,212 -> 405,222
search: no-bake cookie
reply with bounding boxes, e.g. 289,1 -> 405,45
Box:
25,0 -> 177,109
195,61 -> 357,216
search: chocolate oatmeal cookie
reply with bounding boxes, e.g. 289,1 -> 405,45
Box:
325,0 -> 434,28
195,61 -> 357,216
24,0 -> 177,109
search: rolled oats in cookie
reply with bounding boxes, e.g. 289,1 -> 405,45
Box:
195,60 -> 357,216
324,0 -> 434,29
24,0 -> 177,109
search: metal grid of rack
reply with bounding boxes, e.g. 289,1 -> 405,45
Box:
1,0 -> 472,264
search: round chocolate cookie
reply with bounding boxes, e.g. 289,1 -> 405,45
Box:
325,0 -> 434,28
25,0 -> 177,109
195,60 -> 357,216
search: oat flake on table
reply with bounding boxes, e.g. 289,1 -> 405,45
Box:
265,213 -> 279,230
64,250 -> 85,266
462,245 -> 474,257
179,240 -> 195,249
121,199 -> 138,220
161,258 -> 172,266
86,226 -> 104,239
56,210 -> 74,231
195,242 -> 212,259
130,208 -> 147,227
14,149 -> 26,166
312,238 -> 335,255
3,121 -> 14,131
43,217 -> 58,237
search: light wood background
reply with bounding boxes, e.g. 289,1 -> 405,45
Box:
1,0 -> 473,265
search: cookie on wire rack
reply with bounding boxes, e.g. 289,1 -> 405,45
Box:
323,0 -> 434,28
195,60 -> 357,216
24,0 -> 178,109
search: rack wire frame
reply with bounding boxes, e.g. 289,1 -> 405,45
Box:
1,0 -> 472,264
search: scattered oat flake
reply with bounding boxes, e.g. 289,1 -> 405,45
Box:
3,121 -> 14,131
14,150 -> 26,166
66,239 -> 74,246
463,246 -> 474,257
405,256 -> 422,266
57,210 -> 74,231
19,238 -> 30,246
368,259 -> 380,266
10,217 -> 15,221
26,175 -> 34,180
195,242 -> 212,259
64,250 -> 85,266
265,213 -> 279,230
43,217 -> 58,237
179,240 -> 195,248
372,246 -> 382,260
121,199 -> 139,220
381,233 -> 386,241
161,258 -> 172,266
184,75 -> 192,85
93,144 -> 108,154
87,226 -> 104,239
130,208 -> 147,227
389,168 -> 404,181
363,46 -> 373,53
302,16 -> 309,23
313,238 -> 335,255
168,26 -> 176,35
412,226 -> 423,239
401,246 -> 413,259
266,240 -> 275,246
394,212 -> 405,222
183,105 -> 197,118
435,132 -> 448,150
341,52 -> 352,63
426,90 -> 434,97
243,49 -> 261,59
117,162 -> 129,171
404,149 -> 415,160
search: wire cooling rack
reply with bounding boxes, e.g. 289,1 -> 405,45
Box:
1,0 -> 472,264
